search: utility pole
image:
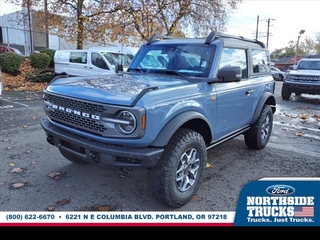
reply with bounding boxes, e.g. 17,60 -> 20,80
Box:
266,18 -> 275,48
256,15 -> 259,39
45,0 -> 49,49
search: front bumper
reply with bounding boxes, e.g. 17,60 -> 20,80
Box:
40,117 -> 164,170
283,81 -> 320,94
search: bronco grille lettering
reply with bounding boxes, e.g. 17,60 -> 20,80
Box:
52,104 -> 100,120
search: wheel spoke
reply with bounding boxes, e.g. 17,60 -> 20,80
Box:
261,115 -> 270,139
175,148 -> 200,192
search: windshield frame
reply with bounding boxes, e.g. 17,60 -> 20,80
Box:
128,43 -> 216,78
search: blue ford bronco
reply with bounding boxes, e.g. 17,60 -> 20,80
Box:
41,32 -> 276,208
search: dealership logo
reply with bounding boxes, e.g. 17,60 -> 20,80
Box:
266,185 -> 295,196
245,184 -> 315,224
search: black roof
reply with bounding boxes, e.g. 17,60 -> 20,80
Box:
146,32 -> 266,49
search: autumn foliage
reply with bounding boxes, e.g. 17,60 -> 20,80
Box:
2,58 -> 49,92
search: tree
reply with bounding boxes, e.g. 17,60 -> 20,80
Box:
271,32 -> 320,59
9,0 -> 242,49
272,40 -> 296,59
107,0 -> 242,45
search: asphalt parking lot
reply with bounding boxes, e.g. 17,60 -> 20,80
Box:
0,82 -> 319,211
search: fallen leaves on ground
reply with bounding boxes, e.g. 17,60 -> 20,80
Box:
206,162 -> 214,168
56,198 -> 71,205
12,182 -> 25,188
48,171 -> 61,179
10,167 -> 23,173
295,131 -> 305,136
98,206 -> 117,211
191,195 -> 200,202
2,58 -> 48,92
47,206 -> 56,211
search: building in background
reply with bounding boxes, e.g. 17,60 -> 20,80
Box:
0,9 -> 123,56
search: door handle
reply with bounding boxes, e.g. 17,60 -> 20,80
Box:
246,90 -> 254,95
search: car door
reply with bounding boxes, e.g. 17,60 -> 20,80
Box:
214,48 -> 254,139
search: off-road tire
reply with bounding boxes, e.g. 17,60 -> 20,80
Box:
244,104 -> 273,150
281,85 -> 291,100
59,149 -> 90,165
148,128 -> 207,208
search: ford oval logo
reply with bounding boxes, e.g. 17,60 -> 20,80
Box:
266,185 -> 295,195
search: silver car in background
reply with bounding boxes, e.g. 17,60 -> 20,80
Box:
271,66 -> 286,81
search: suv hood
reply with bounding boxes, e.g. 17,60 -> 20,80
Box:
45,74 -> 190,106
289,69 -> 320,76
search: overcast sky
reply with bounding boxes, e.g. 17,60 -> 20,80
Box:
1,0 -> 319,53
225,0 -> 320,52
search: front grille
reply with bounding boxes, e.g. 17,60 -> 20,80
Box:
46,94 -> 108,135
289,75 -> 320,82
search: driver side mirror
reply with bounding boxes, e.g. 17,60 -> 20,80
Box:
115,61 -> 124,73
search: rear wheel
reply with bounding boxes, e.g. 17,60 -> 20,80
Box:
281,85 -> 291,100
244,105 -> 273,150
148,128 -> 207,208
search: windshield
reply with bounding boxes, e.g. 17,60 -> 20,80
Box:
101,51 -> 132,67
297,60 -> 320,70
128,44 -> 215,77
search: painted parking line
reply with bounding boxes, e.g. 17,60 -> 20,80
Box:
0,98 -> 30,108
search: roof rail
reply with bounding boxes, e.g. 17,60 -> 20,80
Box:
205,31 -> 266,48
147,34 -> 181,45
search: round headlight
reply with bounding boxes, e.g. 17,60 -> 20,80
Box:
115,110 -> 137,135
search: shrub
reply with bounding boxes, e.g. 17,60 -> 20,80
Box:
40,49 -> 55,67
0,51 -> 24,74
30,52 -> 51,69
25,68 -> 55,83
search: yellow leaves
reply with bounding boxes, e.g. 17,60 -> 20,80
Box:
9,162 -> 15,167
295,131 -> 305,136
206,162 -> 214,168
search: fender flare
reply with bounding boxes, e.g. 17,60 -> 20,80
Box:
251,92 -> 276,124
151,111 -> 210,147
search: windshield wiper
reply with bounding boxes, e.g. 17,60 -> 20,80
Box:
157,69 -> 185,77
128,67 -> 144,74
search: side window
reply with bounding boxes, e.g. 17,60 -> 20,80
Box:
70,52 -> 87,63
91,52 -> 109,70
252,49 -> 270,73
218,48 -> 248,79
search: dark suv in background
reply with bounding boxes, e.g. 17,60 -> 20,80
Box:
281,58 -> 320,100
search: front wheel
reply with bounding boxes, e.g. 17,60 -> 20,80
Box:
148,128 -> 207,208
244,105 -> 273,150
281,85 -> 291,100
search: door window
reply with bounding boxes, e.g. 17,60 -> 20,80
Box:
91,52 -> 109,70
